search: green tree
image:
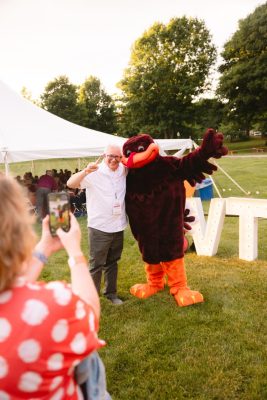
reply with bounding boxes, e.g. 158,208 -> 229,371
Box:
217,3 -> 267,135
78,76 -> 117,133
40,76 -> 81,124
117,17 -> 217,138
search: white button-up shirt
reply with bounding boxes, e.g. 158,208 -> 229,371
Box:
80,161 -> 127,233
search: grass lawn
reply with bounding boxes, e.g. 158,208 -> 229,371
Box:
226,138 -> 267,153
4,152 -> 267,399
212,157 -> 267,199
37,216 -> 267,400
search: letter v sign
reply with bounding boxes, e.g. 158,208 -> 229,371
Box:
186,198 -> 226,256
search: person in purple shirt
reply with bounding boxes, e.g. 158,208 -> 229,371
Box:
36,170 -> 57,220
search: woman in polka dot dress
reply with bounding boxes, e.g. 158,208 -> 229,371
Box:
0,175 -> 106,400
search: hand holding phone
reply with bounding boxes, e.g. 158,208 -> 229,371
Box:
48,192 -> 71,236
56,213 -> 82,257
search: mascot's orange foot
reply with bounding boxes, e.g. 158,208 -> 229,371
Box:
130,284 -> 164,299
174,289 -> 204,307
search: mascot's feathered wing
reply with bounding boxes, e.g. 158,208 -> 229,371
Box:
122,128 -> 228,307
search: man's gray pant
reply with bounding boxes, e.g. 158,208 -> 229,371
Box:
88,228 -> 123,298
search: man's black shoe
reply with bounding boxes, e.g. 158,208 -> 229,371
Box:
107,296 -> 123,305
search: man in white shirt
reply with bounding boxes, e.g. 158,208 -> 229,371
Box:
67,144 -> 127,305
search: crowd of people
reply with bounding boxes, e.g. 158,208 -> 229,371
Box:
15,168 -> 86,220
1,145 -> 127,398
16,168 -> 73,193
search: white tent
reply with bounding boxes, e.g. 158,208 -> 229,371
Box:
0,81 -> 125,168
0,80 -> 193,173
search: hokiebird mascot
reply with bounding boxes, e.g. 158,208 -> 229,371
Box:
121,128 -> 228,307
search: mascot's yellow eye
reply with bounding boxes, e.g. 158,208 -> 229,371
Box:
137,145 -> 145,152
126,149 -> 132,156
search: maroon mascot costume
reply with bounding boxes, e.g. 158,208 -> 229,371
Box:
122,128 -> 228,307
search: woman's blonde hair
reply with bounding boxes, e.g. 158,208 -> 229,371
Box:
0,174 -> 37,291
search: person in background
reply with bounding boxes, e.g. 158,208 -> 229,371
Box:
23,171 -> 34,187
15,175 -> 23,184
36,169 -> 57,220
0,174 -> 109,399
69,189 -> 87,216
67,145 -> 127,305
32,175 -> 39,184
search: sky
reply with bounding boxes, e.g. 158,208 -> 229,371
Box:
0,0 -> 265,99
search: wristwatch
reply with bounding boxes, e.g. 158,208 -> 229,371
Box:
68,255 -> 87,268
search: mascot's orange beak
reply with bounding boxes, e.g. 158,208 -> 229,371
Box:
122,142 -> 159,168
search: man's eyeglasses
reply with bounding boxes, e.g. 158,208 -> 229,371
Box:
105,154 -> 122,161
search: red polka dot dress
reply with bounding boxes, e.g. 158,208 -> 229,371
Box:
0,277 -> 105,399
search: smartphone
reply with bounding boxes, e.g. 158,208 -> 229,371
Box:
48,192 -> 71,236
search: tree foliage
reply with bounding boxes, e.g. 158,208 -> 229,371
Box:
191,98 -> 224,138
39,75 -> 117,133
217,3 -> 267,134
117,17 -> 217,138
40,76 -> 81,124
78,76 -> 117,133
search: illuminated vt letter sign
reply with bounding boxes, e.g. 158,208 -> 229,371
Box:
186,197 -> 267,261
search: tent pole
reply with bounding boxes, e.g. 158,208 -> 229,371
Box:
4,152 -> 9,176
31,160 -> 35,175
209,175 -> 222,198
